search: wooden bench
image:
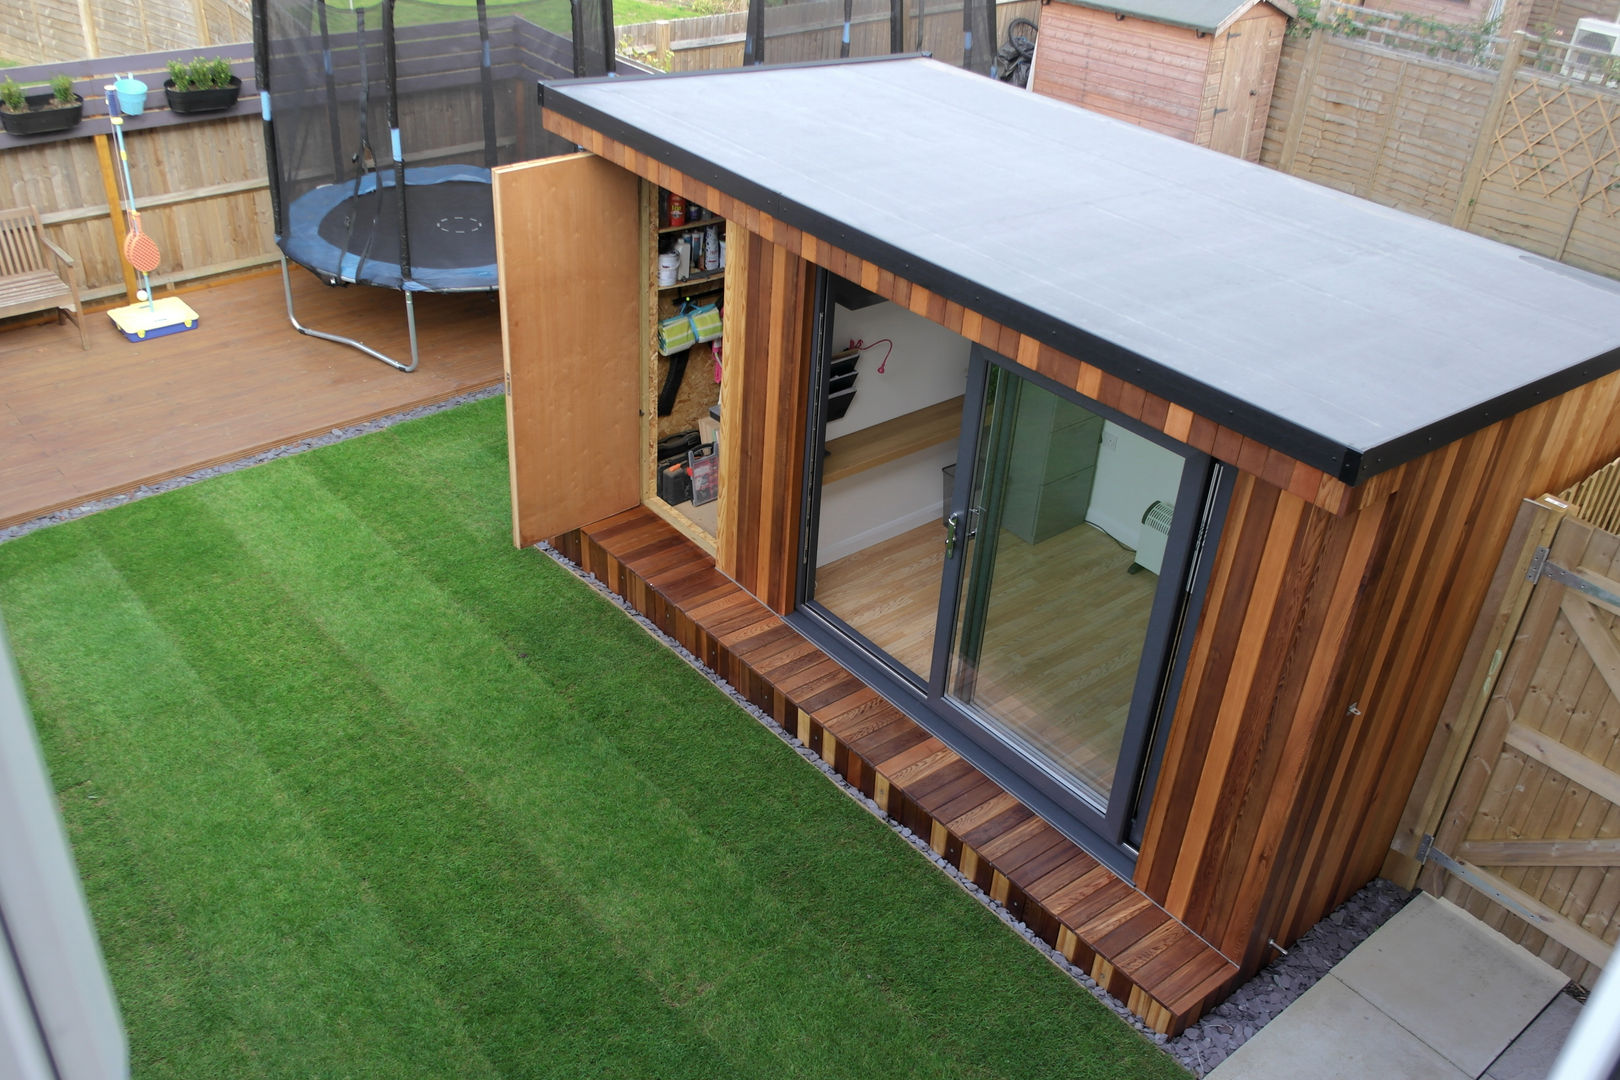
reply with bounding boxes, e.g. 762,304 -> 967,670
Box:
0,206 -> 87,349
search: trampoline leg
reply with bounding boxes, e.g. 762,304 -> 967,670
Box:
279,257 -> 420,373
403,291 -> 420,373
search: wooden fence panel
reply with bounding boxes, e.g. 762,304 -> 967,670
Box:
1418,510 -> 1620,988
0,0 -> 247,64
1262,21 -> 1620,284
618,0 -> 1036,74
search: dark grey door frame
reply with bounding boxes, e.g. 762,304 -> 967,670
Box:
791,269 -> 1230,871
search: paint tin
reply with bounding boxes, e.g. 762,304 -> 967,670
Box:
657,252 -> 678,286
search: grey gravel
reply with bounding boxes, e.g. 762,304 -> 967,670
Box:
0,384 -> 504,545
1,389 -> 1414,1076
535,540 -> 1418,1077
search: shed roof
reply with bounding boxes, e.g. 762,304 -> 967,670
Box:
540,58 -> 1620,484
1045,0 -> 1296,33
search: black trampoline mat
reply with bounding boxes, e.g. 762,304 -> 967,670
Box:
315,180 -> 495,271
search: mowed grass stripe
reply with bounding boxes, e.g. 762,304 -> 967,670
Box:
296,403 -> 1179,1075
0,537 -> 501,1079
0,400 -> 1188,1079
197,456 -> 996,1078
74,487 -> 735,1079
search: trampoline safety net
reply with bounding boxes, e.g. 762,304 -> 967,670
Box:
254,0 -> 614,293
744,0 -> 995,75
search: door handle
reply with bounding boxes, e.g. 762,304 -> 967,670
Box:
945,511 -> 961,558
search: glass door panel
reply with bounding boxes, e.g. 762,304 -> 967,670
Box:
946,367 -> 1186,810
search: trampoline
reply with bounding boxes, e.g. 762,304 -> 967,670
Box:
253,0 -> 615,370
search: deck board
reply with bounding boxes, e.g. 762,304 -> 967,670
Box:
0,269 -> 504,529
570,505 -> 1241,1034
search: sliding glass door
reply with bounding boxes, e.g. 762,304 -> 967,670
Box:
799,312 -> 1221,863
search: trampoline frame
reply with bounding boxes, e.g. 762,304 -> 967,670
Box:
255,0 -> 614,371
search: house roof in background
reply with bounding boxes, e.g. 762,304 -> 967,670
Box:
539,57 -> 1620,484
1044,0 -> 1297,33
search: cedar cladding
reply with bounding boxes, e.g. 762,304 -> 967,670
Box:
1138,366 -> 1620,971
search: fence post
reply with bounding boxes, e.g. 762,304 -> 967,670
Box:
1277,21 -> 1330,175
655,20 -> 672,68
1452,32 -> 1527,229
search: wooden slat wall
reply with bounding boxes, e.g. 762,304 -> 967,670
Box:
1028,5 -> 1212,142
1139,366 -> 1620,973
716,229 -> 815,613
493,153 -> 643,546
1136,474 -> 1395,966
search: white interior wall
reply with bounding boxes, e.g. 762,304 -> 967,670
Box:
1087,420 -> 1185,550
824,300 -> 971,440
817,442 -> 956,565
816,299 -> 971,564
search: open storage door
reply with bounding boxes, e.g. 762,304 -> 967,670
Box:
493,153 -> 642,547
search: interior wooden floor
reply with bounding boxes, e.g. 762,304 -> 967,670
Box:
0,268 -> 504,529
559,505 -> 1240,1037
814,520 -> 1156,799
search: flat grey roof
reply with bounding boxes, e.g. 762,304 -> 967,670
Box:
541,58 -> 1620,483
1046,0 -> 1295,33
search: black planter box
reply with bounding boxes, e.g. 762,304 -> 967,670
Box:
164,77 -> 241,114
0,93 -> 82,136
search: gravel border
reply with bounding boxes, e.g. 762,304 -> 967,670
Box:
0,384 -> 504,546
534,540 -> 1417,1077
2,389 -> 1415,1074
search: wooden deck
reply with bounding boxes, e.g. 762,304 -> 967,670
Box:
0,268 -> 504,529
557,506 -> 1242,1036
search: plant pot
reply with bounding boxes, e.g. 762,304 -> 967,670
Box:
164,77 -> 242,114
0,93 -> 83,136
114,77 -> 148,116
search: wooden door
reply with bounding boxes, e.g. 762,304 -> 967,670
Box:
1207,14 -> 1283,161
492,153 -> 642,547
1412,496 -> 1620,988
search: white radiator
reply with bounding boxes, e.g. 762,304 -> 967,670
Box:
1132,500 -> 1174,576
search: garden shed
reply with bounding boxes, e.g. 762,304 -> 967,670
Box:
492,57 -> 1620,1033
1027,0 -> 1293,160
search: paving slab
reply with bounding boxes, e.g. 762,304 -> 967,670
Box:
1206,975 -> 1470,1080
1486,993 -> 1583,1080
1330,893 -> 1567,1077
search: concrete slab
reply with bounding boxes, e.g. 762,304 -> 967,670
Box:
1330,893 -> 1567,1077
1486,993 -> 1583,1080
1206,975 -> 1470,1080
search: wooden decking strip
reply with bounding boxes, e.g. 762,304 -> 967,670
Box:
558,506 -> 1240,1035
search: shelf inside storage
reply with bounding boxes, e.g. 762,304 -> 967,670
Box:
658,270 -> 726,292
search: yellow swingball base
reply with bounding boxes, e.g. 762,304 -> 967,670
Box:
108,296 -> 200,342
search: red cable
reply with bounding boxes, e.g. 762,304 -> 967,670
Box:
847,337 -> 895,373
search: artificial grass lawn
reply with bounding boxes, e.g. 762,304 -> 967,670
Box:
0,397 -> 1186,1080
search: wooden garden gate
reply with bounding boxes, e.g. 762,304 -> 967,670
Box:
1403,486 -> 1620,990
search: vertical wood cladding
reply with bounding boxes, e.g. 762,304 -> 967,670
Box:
1139,367 -> 1620,973
716,230 -> 814,613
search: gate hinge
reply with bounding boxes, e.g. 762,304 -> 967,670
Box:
1415,834 -> 1553,930
1528,553 -> 1620,608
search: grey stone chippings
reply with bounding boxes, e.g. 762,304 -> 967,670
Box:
535,542 -> 1418,1077
0,384 -> 505,545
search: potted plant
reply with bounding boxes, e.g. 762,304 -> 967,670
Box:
0,75 -> 84,136
164,57 -> 241,114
